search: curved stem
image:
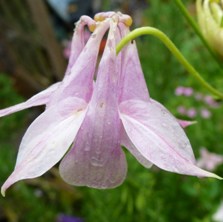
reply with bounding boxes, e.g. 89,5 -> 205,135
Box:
173,0 -> 223,69
116,27 -> 223,99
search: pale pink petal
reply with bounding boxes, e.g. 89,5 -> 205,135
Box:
59,115 -> 127,189
121,126 -> 153,168
0,82 -> 60,117
50,19 -> 110,104
65,16 -> 95,76
152,99 -> 196,128
119,26 -> 149,102
1,97 -> 87,196
119,99 -> 221,179
59,20 -> 127,189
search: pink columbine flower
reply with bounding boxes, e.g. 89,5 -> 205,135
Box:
0,12 -> 220,196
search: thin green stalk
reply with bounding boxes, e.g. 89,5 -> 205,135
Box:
116,27 -> 223,99
173,0 -> 223,69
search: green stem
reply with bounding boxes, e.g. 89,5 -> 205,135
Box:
116,27 -> 223,99
173,0 -> 223,69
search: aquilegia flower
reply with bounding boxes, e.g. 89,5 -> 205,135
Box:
196,0 -> 223,58
0,12 -> 220,196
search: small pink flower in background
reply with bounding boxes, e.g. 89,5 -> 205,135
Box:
175,86 -> 193,96
200,108 -> 211,119
175,86 -> 185,96
197,148 -> 223,171
183,87 -> 193,96
187,108 -> 197,118
175,86 -> 219,119
177,106 -> 187,115
204,95 -> 219,108
0,12 -> 221,196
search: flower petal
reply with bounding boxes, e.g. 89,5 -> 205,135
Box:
151,99 -> 197,128
121,126 -> 152,168
50,19 -> 110,104
1,97 -> 87,196
59,19 -> 127,189
119,99 -> 221,179
119,26 -> 150,102
65,16 -> 95,76
59,114 -> 127,189
0,82 -> 60,117
177,119 -> 197,128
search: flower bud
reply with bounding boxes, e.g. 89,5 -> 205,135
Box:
196,0 -> 223,58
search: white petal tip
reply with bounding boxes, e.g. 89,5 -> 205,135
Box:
1,187 -> 6,197
212,174 -> 223,180
197,169 -> 223,180
189,121 -> 197,126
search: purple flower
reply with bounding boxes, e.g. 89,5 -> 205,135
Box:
57,214 -> 83,222
0,12 -> 220,196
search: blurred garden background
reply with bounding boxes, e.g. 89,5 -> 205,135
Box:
0,0 -> 223,221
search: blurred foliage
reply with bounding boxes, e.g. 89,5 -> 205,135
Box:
0,0 -> 66,94
0,74 -> 25,140
0,0 -> 223,222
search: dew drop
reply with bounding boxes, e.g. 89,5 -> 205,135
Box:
91,157 -> 104,167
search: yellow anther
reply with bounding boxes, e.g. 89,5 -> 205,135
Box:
123,17 -> 133,27
89,23 -> 96,32
94,14 -> 105,22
